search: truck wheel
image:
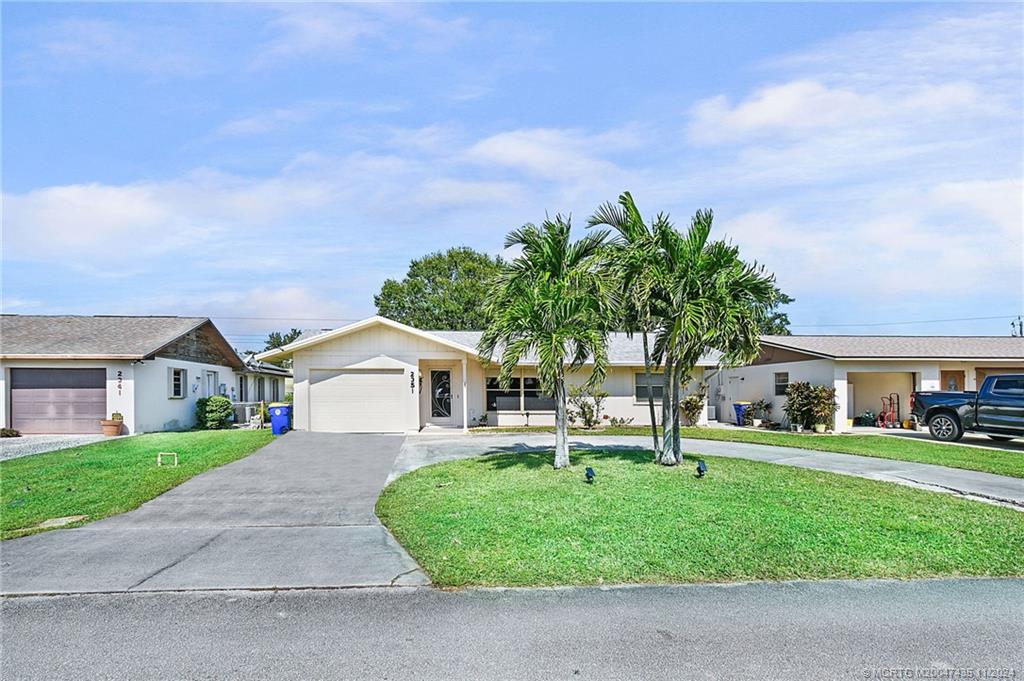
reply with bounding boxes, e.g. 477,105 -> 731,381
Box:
928,413 -> 963,442
988,435 -> 1014,442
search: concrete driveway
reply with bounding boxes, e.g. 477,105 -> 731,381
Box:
0,433 -> 428,595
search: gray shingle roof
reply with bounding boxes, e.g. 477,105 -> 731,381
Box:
0,315 -> 210,358
428,330 -> 722,366
761,335 -> 1024,360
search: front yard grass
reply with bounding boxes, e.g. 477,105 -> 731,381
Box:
377,448 -> 1024,587
1,430 -> 274,539
475,426 -> 1024,479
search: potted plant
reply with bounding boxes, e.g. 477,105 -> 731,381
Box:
100,412 -> 124,436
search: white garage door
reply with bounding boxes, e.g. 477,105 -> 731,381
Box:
309,369 -> 408,433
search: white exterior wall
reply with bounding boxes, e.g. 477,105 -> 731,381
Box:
0,359 -> 136,433
291,324 -> 473,431
713,359 -> 836,428
235,373 -> 287,404
131,356 -> 245,433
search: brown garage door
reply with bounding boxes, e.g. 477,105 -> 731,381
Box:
976,367 -> 1024,388
10,368 -> 107,434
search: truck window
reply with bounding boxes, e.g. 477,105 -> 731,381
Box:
990,377 -> 1024,396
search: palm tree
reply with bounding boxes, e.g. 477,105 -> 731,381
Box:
478,216 -> 613,469
588,192 -> 665,458
652,209 -> 778,465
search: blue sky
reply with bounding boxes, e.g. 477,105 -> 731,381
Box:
3,2 -> 1022,350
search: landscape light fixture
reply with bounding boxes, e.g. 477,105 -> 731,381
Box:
585,467 -> 596,484
696,460 -> 708,478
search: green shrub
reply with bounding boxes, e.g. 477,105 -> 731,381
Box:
1,428 -> 21,438
194,395 -> 234,430
810,385 -> 839,428
567,385 -> 608,429
784,382 -> 837,429
783,381 -> 814,429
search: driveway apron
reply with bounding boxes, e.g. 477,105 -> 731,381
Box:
1,433 -> 429,595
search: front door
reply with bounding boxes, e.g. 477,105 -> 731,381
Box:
940,370 -> 965,392
429,370 -> 452,424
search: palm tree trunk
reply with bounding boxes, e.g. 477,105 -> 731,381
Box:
641,331 -> 660,457
672,357 -> 684,464
553,365 -> 570,469
658,357 -> 677,465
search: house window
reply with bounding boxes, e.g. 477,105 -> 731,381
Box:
774,372 -> 790,396
238,376 -> 248,402
486,377 -> 520,411
256,377 -> 266,401
271,378 -> 281,401
635,373 -> 664,401
523,377 -> 555,411
991,377 -> 1024,396
169,368 -> 187,399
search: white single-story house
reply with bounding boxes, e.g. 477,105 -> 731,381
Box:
256,315 -> 718,433
713,335 -> 1024,432
0,315 -> 291,435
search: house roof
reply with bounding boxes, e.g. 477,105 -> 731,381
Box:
430,329 -> 722,366
760,335 -> 1024,361
0,315 -> 243,367
256,315 -> 721,366
242,356 -> 293,377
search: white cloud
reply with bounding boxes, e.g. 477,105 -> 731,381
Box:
466,128 -> 636,183
718,177 -> 1022,300
256,3 -> 470,64
414,179 -> 525,207
13,17 -> 206,78
689,79 -> 979,145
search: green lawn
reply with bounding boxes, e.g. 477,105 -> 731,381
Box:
377,449 -> 1024,587
474,426 -> 1024,479
1,430 -> 274,539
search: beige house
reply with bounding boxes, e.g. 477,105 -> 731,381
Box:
256,316 -> 718,433
713,335 -> 1024,432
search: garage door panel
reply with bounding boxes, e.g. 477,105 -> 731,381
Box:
10,369 -> 107,434
310,369 -> 407,433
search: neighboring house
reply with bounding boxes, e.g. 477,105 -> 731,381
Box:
237,355 -> 291,405
713,335 -> 1024,432
0,315 -> 290,435
255,315 -> 719,433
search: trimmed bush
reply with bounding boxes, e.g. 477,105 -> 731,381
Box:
1,428 -> 21,438
195,395 -> 234,430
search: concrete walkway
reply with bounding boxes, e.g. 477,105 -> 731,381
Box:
394,433 -> 1024,508
1,433 -> 428,596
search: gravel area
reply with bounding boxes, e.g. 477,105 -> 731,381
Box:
0,434 -> 113,461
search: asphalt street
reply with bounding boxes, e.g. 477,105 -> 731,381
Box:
3,578 -> 1021,680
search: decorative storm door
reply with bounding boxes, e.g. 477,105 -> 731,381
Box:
430,370 -> 452,422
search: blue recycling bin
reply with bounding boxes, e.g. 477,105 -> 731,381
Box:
269,403 -> 292,435
733,401 -> 752,426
